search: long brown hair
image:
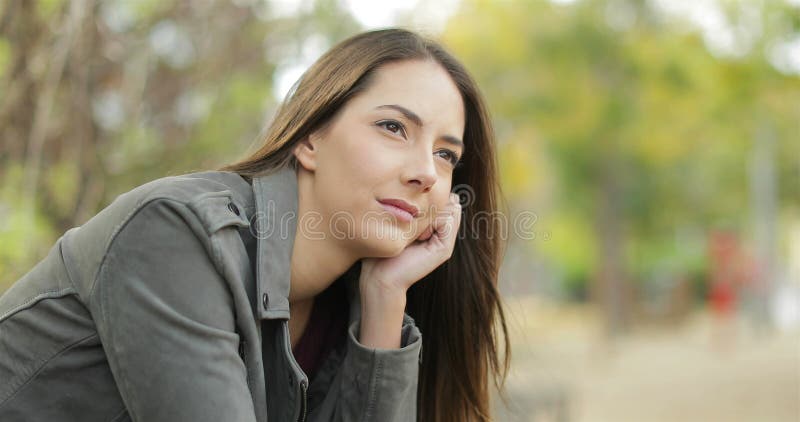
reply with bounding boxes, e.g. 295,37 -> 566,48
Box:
220,28 -> 510,422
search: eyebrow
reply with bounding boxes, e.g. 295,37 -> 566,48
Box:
375,104 -> 464,149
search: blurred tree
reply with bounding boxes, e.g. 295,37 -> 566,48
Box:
441,0 -> 799,336
0,0 -> 360,289
1,0 -> 798,323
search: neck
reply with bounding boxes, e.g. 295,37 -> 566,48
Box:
289,167 -> 359,304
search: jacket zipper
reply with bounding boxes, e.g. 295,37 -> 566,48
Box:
282,321 -> 309,422
297,379 -> 308,422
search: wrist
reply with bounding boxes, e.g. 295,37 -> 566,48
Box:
359,275 -> 407,307
358,278 -> 407,349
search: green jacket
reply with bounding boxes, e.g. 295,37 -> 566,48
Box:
0,165 -> 422,421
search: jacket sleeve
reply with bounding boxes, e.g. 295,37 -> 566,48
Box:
311,315 -> 422,421
89,198 -> 257,422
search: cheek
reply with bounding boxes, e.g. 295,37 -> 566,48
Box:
337,131 -> 396,183
434,183 -> 454,205
318,133 -> 391,213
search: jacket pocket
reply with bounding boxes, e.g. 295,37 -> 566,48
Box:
187,190 -> 250,236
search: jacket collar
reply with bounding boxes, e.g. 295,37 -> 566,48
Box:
251,165 -> 299,320
249,165 -> 362,322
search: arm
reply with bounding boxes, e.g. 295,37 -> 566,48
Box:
90,199 -> 256,422
358,191 -> 461,348
310,309 -> 422,422
311,193 -> 461,421
358,284 -> 406,348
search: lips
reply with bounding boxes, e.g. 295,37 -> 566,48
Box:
377,198 -> 419,223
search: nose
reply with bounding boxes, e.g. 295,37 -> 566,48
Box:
403,150 -> 438,193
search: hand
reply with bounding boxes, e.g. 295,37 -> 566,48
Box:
357,192 -> 462,348
360,192 -> 462,297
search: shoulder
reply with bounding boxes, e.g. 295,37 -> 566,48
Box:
105,170 -> 253,256
62,171 -> 253,298
100,170 -> 253,238
124,171 -> 253,234
121,170 -> 252,210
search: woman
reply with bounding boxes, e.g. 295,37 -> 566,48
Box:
0,28 -> 509,421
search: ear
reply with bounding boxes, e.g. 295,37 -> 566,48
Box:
292,133 -> 320,172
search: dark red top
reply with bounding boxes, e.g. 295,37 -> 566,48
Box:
291,280 -> 349,381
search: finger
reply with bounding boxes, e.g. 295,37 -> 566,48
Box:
416,224 -> 434,241
419,193 -> 461,244
448,192 -> 461,211
444,193 -> 462,247
433,197 -> 461,242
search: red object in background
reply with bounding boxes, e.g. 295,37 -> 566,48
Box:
709,280 -> 735,315
707,230 -> 755,316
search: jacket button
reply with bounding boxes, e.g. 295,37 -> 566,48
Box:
227,202 -> 240,216
262,292 -> 269,310
288,374 -> 294,388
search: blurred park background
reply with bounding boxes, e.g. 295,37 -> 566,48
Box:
1,0 -> 798,420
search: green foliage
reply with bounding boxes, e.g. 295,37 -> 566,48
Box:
0,165 -> 57,291
1,0 -> 797,303
442,0 -> 799,299
0,37 -> 9,81
44,160 -> 80,216
0,0 -> 361,291
37,0 -> 64,20
536,211 -> 597,289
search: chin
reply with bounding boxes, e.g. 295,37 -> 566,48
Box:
362,237 -> 407,258
356,224 -> 413,258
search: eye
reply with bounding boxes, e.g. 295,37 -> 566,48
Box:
435,149 -> 462,167
376,119 -> 407,138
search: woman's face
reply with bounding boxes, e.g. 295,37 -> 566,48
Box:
295,59 -> 466,258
